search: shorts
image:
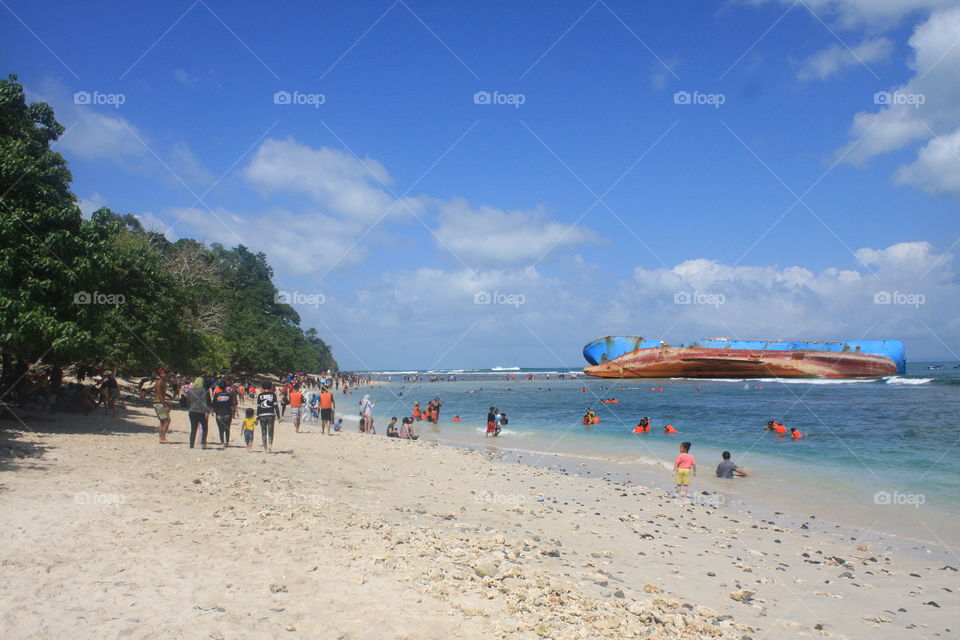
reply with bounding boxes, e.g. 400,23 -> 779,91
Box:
154,403 -> 169,421
675,468 -> 692,486
486,421 -> 496,433
290,407 -> 302,419
243,429 -> 254,443
321,408 -> 333,421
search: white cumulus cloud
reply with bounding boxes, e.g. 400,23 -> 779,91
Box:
430,198 -> 603,268
836,4 -> 960,200
796,37 -> 893,80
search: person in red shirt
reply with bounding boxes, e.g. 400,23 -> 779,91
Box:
289,384 -> 305,433
664,424 -> 678,434
790,427 -> 804,439
673,441 -> 696,499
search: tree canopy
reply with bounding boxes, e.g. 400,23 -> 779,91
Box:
0,74 -> 337,376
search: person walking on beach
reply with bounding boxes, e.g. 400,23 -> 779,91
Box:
257,382 -> 281,453
212,383 -> 234,448
319,386 -> 335,435
673,441 -> 696,499
289,384 -> 304,433
154,367 -> 172,443
359,394 -> 375,433
186,376 -> 211,449
716,451 -> 750,478
241,408 -> 256,452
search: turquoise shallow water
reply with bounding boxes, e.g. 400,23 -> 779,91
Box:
348,363 -> 960,545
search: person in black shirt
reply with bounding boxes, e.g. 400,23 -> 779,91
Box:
257,382 -> 282,453
212,383 -> 235,447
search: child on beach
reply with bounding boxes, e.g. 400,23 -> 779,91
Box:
333,418 -> 343,432
673,441 -> 696,498
242,408 -> 256,452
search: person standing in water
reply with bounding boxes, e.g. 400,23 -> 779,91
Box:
359,394 -> 375,433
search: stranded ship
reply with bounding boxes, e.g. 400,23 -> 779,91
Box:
582,336 -> 905,378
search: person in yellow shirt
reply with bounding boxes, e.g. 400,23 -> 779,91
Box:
242,408 -> 256,452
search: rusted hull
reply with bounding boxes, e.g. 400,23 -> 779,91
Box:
583,346 -> 898,379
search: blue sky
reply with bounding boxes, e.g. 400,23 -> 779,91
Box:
4,0 -> 959,369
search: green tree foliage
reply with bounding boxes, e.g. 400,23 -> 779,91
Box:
0,74 -> 337,376
0,74 -> 98,363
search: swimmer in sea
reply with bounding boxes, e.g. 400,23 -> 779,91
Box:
790,427 -> 804,439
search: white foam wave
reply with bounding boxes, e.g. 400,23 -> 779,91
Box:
491,366 -> 521,371
753,377 -> 876,385
884,376 -> 933,385
472,427 -> 536,437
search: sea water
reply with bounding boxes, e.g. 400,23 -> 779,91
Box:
346,362 -> 960,547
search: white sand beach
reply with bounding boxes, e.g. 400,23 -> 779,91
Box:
0,401 -> 956,639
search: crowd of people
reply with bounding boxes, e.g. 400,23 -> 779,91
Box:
152,369 -> 350,451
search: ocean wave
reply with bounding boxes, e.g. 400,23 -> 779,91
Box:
884,376 -> 933,385
753,377 -> 876,385
491,366 -> 521,371
472,427 -> 536,437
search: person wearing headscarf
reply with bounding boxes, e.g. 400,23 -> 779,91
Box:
186,376 -> 211,449
359,394 -> 375,433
